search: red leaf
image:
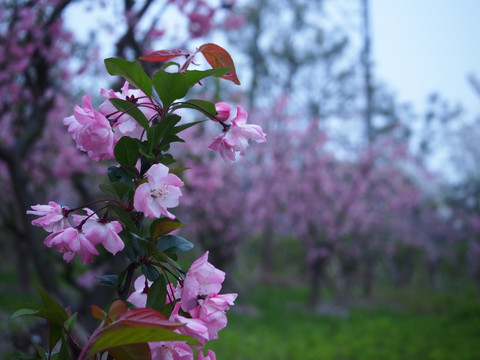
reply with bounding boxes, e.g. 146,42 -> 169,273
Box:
91,305 -> 106,321
114,308 -> 181,330
106,300 -> 128,323
139,49 -> 190,62
198,43 -> 241,85
108,343 -> 151,360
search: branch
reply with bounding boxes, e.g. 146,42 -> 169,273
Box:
468,74 -> 480,99
45,0 -> 73,27
0,143 -> 13,167
137,0 -> 155,19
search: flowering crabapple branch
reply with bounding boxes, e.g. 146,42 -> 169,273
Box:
17,43 -> 266,359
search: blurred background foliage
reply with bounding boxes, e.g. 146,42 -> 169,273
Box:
1,0 -> 479,358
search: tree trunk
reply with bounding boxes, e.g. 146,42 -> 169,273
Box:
309,258 -> 327,308
362,0 -> 374,141
261,221 -> 274,282
10,157 -> 58,293
361,256 -> 375,298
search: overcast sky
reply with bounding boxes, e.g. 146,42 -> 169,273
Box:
371,0 -> 480,118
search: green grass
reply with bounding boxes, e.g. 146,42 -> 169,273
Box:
207,286 -> 480,360
2,262 -> 479,360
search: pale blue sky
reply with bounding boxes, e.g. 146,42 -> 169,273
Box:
371,0 -> 480,117
66,1 -> 480,117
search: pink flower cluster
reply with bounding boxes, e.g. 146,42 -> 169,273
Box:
209,103 -> 266,163
63,82 -> 157,161
27,202 -> 124,265
127,251 -> 236,360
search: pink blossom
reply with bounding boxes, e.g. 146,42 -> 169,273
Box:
149,341 -> 193,360
214,102 -> 231,122
44,227 -> 98,265
127,275 -> 152,308
99,81 -> 157,140
208,136 -> 236,162
63,94 -> 116,161
74,208 -> 125,255
189,293 -> 237,340
164,252 -> 236,344
27,201 -> 69,232
76,266 -> 107,290
187,9 -> 214,38
222,13 -> 245,31
208,106 -> 266,162
133,163 -> 184,219
170,302 -> 210,345
180,251 -> 225,311
197,350 -> 216,360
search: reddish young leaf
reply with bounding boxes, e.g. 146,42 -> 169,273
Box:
107,343 -> 152,360
106,300 -> 128,323
198,43 -> 241,85
113,308 -> 181,330
139,49 -> 190,62
91,305 -> 106,321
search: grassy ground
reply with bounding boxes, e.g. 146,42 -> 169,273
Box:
2,265 -> 479,360
207,286 -> 480,360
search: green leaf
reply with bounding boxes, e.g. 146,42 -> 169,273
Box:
104,58 -> 152,98
141,264 -> 160,282
147,114 -> 182,155
64,312 -> 78,333
157,235 -> 194,256
32,342 -> 47,360
146,277 -> 168,312
11,307 -> 63,323
152,70 -> 188,109
130,232 -> 155,254
33,287 -> 68,350
11,350 -> 39,360
108,166 -> 134,184
184,68 -> 232,87
173,120 -> 205,134
98,183 -> 118,198
158,153 -> 177,166
138,144 -> 155,166
158,134 -> 184,152
47,320 -> 64,353
57,337 -> 70,360
36,287 -> 68,321
174,99 -> 216,119
147,116 -> 180,150
99,182 -> 132,202
114,136 -> 140,167
169,167 -> 190,175
110,206 -> 138,234
150,218 -> 184,240
129,232 -> 141,254
109,98 -> 150,130
89,327 -> 200,354
163,61 -> 181,70
96,275 -> 119,288
124,246 -> 137,263
9,301 -> 42,315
